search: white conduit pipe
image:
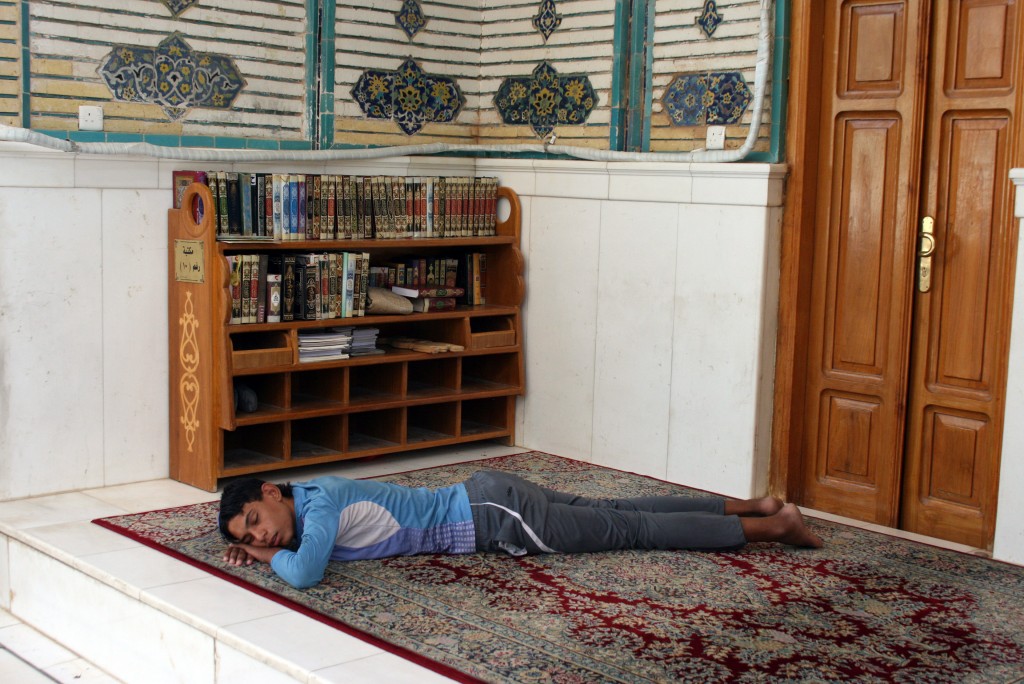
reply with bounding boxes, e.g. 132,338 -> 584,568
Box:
0,0 -> 772,164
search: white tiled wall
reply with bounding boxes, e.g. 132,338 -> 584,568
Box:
0,186 -> 107,497
518,194 -> 602,461
101,189 -> 172,484
995,169 -> 1024,565
591,199 -> 677,476
668,201 -> 779,493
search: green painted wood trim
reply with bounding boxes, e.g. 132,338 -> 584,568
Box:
625,0 -> 654,152
608,0 -> 632,150
304,0 -> 321,148
639,0 -> 654,151
20,0 -> 29,128
318,0 -> 337,150
768,0 -> 790,163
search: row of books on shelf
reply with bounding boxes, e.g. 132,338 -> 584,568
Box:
174,170 -> 500,242
229,251 -> 488,325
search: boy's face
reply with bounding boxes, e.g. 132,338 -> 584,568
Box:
226,483 -> 295,548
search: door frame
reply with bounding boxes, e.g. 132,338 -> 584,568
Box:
769,1 -> 826,503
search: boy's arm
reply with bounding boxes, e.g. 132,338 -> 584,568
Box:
268,501 -> 338,588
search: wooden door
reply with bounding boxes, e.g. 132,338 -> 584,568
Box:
796,0 -> 1022,549
900,1 -> 1021,548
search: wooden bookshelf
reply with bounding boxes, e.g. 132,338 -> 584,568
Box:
168,182 -> 524,491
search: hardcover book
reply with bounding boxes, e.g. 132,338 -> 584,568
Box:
225,172 -> 242,236
327,176 -> 337,239
358,251 -> 370,316
319,254 -> 329,319
344,252 -> 356,316
255,173 -> 266,237
328,254 -> 339,319
303,256 -> 319,321
392,285 -> 466,299
288,175 -> 299,240
172,170 -> 204,209
228,255 -> 242,324
282,255 -> 296,321
411,296 -> 458,312
297,175 -> 308,240
308,175 -> 316,239
240,173 -> 253,237
256,254 -> 269,323
210,171 -> 226,236
240,253 -> 252,322
352,253 -> 363,317
318,175 -> 328,239
436,177 -> 447,237
272,174 -> 284,241
266,273 -> 282,323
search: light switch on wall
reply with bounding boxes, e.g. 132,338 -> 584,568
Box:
79,105 -> 104,132
706,125 -> 725,150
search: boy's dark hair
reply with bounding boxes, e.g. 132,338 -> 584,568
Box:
218,477 -> 293,542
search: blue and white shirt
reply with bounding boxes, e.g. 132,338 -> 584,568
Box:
270,476 -> 475,588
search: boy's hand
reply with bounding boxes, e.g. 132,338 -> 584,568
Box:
222,544 -> 256,566
223,543 -> 280,566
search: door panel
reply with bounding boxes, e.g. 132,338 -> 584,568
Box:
933,116 -> 1008,394
800,0 -> 925,526
922,409 -> 989,507
828,118 -> 901,378
901,0 -> 1020,548
840,2 -> 906,96
949,0 -> 1015,91
820,393 -> 881,487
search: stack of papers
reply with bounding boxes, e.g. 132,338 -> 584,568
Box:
298,328 -> 352,363
350,327 -> 384,356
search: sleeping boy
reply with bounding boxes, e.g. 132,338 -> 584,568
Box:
220,470 -> 822,589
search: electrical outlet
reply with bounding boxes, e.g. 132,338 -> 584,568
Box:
78,105 -> 103,132
706,125 -> 726,150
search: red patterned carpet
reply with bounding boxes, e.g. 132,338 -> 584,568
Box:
94,452 -> 1024,683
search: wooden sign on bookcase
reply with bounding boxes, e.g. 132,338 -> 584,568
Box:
167,180 -> 525,491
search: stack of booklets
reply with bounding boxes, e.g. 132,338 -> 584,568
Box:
298,328 -> 352,363
350,327 -> 383,356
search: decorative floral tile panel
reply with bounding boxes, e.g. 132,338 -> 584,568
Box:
533,0 -> 562,42
662,71 -> 751,126
352,58 -> 464,135
494,61 -> 598,139
395,0 -> 427,40
99,33 -> 247,121
160,0 -> 200,18
696,0 -> 723,38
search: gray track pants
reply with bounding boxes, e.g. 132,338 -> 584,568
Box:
464,470 -> 746,556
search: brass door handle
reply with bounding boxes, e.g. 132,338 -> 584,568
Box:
918,216 -> 934,292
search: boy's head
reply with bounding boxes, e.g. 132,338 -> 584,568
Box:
219,477 -> 296,548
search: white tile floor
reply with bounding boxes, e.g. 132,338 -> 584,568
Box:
0,443 -> 526,683
0,443 -> 984,683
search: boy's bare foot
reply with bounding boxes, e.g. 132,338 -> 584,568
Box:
739,503 -> 824,548
725,496 -> 785,517
775,503 -> 824,548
